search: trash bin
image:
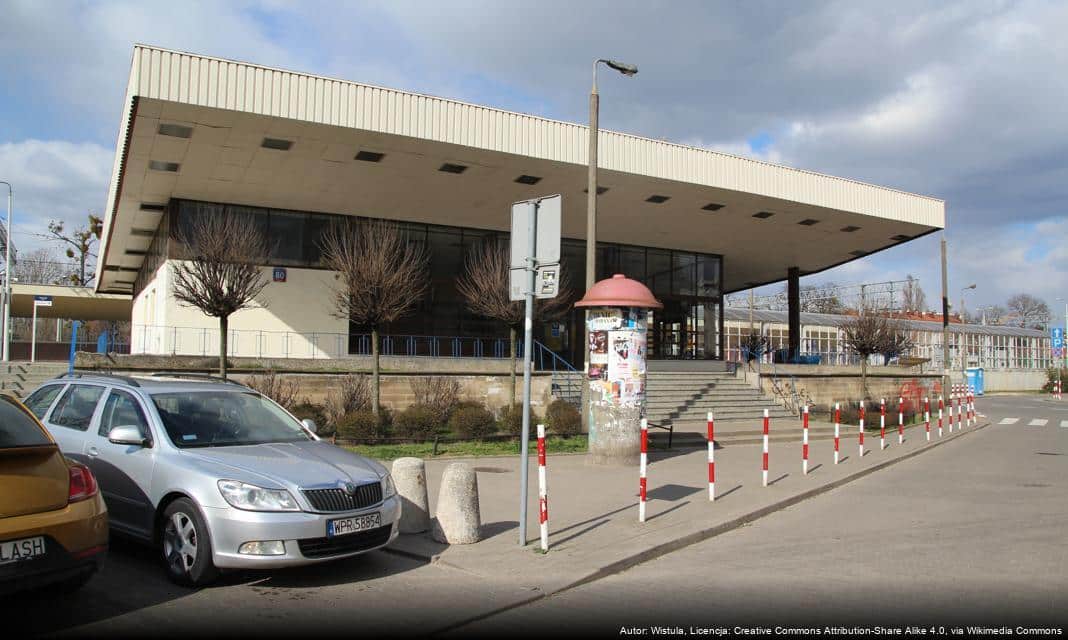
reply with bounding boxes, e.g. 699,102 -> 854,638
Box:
965,367 -> 984,396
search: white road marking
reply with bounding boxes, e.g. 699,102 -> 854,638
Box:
1028,419 -> 1048,426
999,418 -> 1019,425
1061,420 -> 1068,428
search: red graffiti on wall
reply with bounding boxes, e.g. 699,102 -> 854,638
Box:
897,378 -> 942,414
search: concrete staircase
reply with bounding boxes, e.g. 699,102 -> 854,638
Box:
645,370 -> 793,426
0,362 -> 69,398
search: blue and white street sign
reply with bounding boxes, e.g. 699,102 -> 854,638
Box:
1052,327 -> 1064,350
33,295 -> 53,307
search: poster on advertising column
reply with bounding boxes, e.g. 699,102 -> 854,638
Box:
607,329 -> 646,405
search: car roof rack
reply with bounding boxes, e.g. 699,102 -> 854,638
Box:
147,372 -> 249,387
52,372 -> 142,387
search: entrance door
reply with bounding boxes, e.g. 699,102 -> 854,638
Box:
650,298 -> 722,359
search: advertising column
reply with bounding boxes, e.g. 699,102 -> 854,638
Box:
576,274 -> 662,466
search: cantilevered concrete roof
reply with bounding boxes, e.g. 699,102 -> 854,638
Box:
11,284 -> 132,321
97,44 -> 945,295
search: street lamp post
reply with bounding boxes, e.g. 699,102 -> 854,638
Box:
584,58 -> 637,431
1,181 -> 12,363
587,58 -> 637,291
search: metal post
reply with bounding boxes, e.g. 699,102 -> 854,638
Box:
31,300 -> 38,363
941,236 -> 950,397
518,199 -> 538,547
2,182 -> 12,362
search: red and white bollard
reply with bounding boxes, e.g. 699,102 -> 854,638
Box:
938,395 -> 944,438
834,402 -> 841,465
961,391 -> 969,431
639,418 -> 648,523
707,411 -> 715,502
802,404 -> 810,475
924,396 -> 931,442
762,408 -> 770,487
859,404 -> 866,458
948,392 -> 955,433
969,384 -> 978,425
880,398 -> 886,450
898,396 -> 904,444
537,423 -> 548,551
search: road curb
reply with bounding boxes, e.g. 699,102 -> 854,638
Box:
432,420 -> 991,635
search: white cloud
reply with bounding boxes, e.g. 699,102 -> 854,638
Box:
0,140 -> 113,252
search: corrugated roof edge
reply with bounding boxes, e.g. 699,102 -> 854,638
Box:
130,43 -> 945,207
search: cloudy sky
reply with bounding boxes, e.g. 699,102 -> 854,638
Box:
0,0 -> 1065,324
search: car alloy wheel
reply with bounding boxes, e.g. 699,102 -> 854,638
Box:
164,512 -> 198,576
161,498 -> 218,587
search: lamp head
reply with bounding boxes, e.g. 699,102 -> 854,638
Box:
605,59 -> 638,76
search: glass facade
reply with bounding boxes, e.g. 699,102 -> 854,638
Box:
143,199 -> 725,363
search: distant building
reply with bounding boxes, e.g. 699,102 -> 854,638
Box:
722,308 -> 1052,371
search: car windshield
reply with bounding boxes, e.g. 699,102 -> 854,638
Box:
151,391 -> 311,448
0,396 -> 53,449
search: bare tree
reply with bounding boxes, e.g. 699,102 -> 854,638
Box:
901,274 -> 927,313
878,323 -> 915,363
171,213 -> 270,379
320,220 -> 429,418
1006,294 -> 1051,329
456,241 -> 572,405
841,308 -> 889,399
42,213 -> 102,286
984,305 -> 1007,325
14,248 -> 66,285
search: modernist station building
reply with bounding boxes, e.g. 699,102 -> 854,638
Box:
98,46 -> 946,367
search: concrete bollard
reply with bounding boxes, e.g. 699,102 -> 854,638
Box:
431,463 -> 482,544
392,457 -> 430,534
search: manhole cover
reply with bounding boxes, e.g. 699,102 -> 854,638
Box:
474,467 -> 511,474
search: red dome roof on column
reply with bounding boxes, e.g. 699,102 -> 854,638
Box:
575,274 -> 663,309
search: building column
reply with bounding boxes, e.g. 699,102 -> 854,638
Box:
787,267 -> 800,362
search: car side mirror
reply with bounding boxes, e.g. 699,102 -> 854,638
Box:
301,419 -> 318,434
108,425 -> 148,447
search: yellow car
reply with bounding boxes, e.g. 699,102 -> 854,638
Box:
0,393 -> 108,594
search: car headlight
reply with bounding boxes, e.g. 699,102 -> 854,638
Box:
217,480 -> 300,512
381,473 -> 396,499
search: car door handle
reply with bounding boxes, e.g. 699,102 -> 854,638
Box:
87,447 -> 100,458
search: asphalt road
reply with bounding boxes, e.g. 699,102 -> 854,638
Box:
455,394 -> 1068,634
4,395 -> 1065,638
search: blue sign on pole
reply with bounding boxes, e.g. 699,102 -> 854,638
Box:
1053,327 -> 1064,350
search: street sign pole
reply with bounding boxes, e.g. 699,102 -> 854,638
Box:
31,299 -> 38,363
510,195 -> 561,548
518,200 -> 537,547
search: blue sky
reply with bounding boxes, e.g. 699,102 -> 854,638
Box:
0,0 -> 1065,326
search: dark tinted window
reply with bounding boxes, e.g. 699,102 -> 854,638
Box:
99,390 -> 152,440
24,385 -> 64,419
0,396 -> 52,448
49,385 -> 105,431
152,391 -> 309,448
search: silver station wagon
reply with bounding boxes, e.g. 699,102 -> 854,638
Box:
23,373 -> 400,586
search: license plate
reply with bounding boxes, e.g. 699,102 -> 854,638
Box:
327,512 -> 381,538
0,536 -> 46,565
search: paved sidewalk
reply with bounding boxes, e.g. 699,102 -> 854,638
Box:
387,416 -> 989,630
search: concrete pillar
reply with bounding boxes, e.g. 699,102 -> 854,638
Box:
391,457 -> 430,534
788,267 -> 800,362
431,463 -> 481,544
